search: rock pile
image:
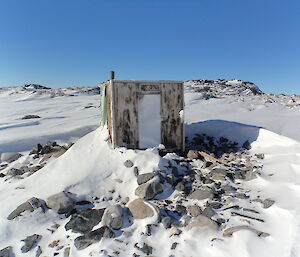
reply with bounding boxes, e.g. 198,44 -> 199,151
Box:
1,135 -> 274,256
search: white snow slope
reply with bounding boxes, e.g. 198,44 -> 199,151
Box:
0,81 -> 300,257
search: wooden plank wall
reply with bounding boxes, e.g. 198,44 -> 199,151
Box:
161,83 -> 184,150
113,82 -> 139,148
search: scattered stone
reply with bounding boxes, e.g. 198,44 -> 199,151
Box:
124,160 -> 134,168
171,242 -> 178,250
186,215 -> 218,231
245,171 -> 257,181
21,234 -> 41,253
165,174 -> 175,186
128,199 -> 156,219
209,202 -> 223,209
0,152 -> 22,163
187,150 -> 199,159
36,246 -> 42,257
7,168 -> 24,176
63,247 -> 70,257
135,181 -> 163,200
170,226 -> 182,236
262,199 -> 275,209
21,115 -> 41,119
202,207 -> 215,218
175,205 -> 186,216
139,243 -> 153,255
223,225 -> 270,237
46,192 -> 76,214
7,197 -> 45,220
133,167 -> 139,177
137,173 -> 156,185
188,189 -> 213,200
0,246 -> 13,257
162,216 -> 172,229
48,240 -> 60,248
175,181 -> 185,191
102,205 -> 124,230
65,208 -> 105,233
187,205 -> 202,217
74,226 -> 114,250
255,153 -> 265,159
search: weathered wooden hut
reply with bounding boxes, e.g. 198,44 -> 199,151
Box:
100,80 -> 184,151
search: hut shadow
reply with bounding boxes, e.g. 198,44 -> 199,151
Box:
185,119 -> 262,151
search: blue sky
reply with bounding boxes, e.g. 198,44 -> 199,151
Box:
0,0 -> 299,94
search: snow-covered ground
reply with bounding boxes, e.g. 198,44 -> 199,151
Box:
1,81 -> 300,257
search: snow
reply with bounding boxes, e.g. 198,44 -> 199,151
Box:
1,81 -> 300,256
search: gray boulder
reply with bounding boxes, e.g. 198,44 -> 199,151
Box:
202,207 -> 215,218
137,173 -> 156,185
186,215 -> 218,231
188,189 -> 213,200
124,160 -> 134,168
187,150 -> 199,159
0,246 -> 13,257
135,181 -> 163,200
46,192 -> 76,214
65,208 -> 105,233
0,152 -> 22,163
128,199 -> 157,219
162,216 -> 172,228
102,205 -> 124,230
187,205 -> 202,217
74,226 -> 114,250
21,234 -> 41,253
7,197 -> 45,220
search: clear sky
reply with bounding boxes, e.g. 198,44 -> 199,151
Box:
0,0 -> 299,94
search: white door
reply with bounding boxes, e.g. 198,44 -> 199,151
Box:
138,94 -> 161,148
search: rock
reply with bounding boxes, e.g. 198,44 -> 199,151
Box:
0,246 -> 13,257
40,145 -> 53,154
255,153 -> 265,159
139,243 -> 153,255
186,215 -> 218,231
74,226 -> 114,250
166,174 -> 175,186
187,150 -> 199,159
188,189 -> 213,200
223,225 -> 270,237
170,226 -> 182,236
202,207 -> 215,218
36,246 -> 42,257
242,140 -> 251,150
209,168 -> 228,181
102,205 -> 124,230
245,171 -> 257,181
162,216 -> 172,229
187,205 -> 202,217
175,181 -> 185,191
171,242 -> 178,250
0,152 -> 22,163
21,234 -> 41,253
128,199 -> 156,219
137,173 -> 156,185
135,181 -> 163,200
65,208 -> 105,233
124,160 -> 134,168
262,199 -> 275,209
7,197 -> 44,220
46,192 -> 76,214
175,205 -> 186,216
21,115 -> 41,119
209,202 -> 223,209
64,247 -> 70,257
133,166 -> 139,177
7,168 -> 24,176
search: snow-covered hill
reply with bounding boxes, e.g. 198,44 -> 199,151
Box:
1,81 -> 300,257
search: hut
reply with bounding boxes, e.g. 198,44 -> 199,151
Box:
100,79 -> 184,151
